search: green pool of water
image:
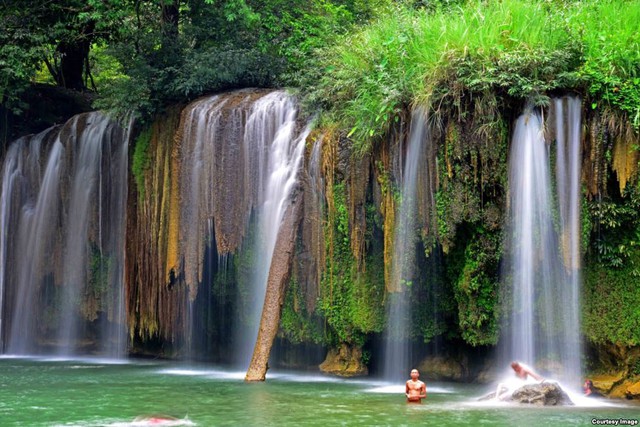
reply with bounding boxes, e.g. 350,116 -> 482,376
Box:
0,358 -> 638,426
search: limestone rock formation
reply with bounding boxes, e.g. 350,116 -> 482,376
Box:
479,382 -> 574,405
625,380 -> 640,399
510,383 -> 574,406
591,373 -> 626,395
319,343 -> 368,377
418,356 -> 465,381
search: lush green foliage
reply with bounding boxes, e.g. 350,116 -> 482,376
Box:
584,248 -> 640,346
279,279 -> 323,344
574,1 -> 640,126
589,186 -> 640,269
1,0 -> 389,123
132,127 -> 152,199
313,0 -> 640,153
319,183 -> 385,346
1,3 -> 52,113
93,0 -> 389,119
446,226 -> 501,345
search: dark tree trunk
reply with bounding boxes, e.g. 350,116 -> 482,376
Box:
158,0 -> 180,62
161,0 -> 180,39
57,39 -> 90,90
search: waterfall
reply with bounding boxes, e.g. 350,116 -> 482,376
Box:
0,113 -> 129,356
383,108 -> 430,381
505,99 -> 582,386
176,90 -> 308,364
553,96 -> 583,386
306,134 -> 325,308
241,93 -> 308,366
1,131 -> 62,354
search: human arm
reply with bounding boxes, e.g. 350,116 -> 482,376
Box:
524,367 -> 544,382
419,382 -> 427,399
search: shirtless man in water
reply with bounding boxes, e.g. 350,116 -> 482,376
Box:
510,361 -> 544,381
406,369 -> 427,403
495,361 -> 545,400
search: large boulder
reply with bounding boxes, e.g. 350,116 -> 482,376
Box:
478,382 -> 574,405
418,356 -> 465,381
319,343 -> 368,377
510,382 -> 574,406
591,373 -> 625,395
625,380 -> 640,399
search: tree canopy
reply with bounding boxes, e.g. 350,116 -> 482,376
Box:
1,0 -> 387,120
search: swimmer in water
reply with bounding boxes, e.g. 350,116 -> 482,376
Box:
406,368 -> 427,403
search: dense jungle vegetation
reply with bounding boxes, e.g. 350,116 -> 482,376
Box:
1,0 -> 640,376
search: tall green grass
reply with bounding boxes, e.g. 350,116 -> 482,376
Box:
569,0 -> 640,125
314,0 -> 640,152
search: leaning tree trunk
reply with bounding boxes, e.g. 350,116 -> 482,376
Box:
245,188 -> 303,381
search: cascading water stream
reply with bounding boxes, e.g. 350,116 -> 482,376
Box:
241,94 -> 308,366
553,96 -> 583,386
175,90 -> 307,365
58,115 -> 109,355
504,98 -> 582,387
2,132 -> 62,354
0,113 -> 129,357
383,109 -> 430,381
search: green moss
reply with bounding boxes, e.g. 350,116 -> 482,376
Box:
589,186 -> 640,268
279,278 -> 323,344
319,182 -> 385,346
447,225 -> 501,346
584,248 -> 640,346
132,127 -> 152,199
583,174 -> 640,346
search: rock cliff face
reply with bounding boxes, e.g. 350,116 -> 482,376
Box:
126,89 -> 310,362
319,343 -> 368,377
126,105 -> 186,346
126,90 -> 640,385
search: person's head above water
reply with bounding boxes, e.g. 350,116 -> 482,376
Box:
410,369 -> 420,380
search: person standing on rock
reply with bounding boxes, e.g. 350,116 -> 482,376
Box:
406,369 -> 427,403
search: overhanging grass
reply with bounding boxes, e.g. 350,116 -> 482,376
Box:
314,0 -> 640,153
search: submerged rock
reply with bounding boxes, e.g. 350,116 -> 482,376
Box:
510,382 -> 574,406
